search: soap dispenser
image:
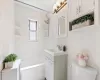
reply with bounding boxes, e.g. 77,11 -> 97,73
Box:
63,45 -> 67,52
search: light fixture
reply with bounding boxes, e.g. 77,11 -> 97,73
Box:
53,0 -> 67,13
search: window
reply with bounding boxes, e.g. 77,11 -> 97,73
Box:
29,20 -> 37,41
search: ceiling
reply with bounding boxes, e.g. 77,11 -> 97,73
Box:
16,0 -> 57,12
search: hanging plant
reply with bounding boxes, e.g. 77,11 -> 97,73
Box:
71,14 -> 94,26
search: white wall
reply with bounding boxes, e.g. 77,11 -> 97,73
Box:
45,6 -> 68,49
67,25 -> 100,80
15,2 -> 48,80
67,0 -> 100,80
15,1 -> 48,68
0,0 -> 15,58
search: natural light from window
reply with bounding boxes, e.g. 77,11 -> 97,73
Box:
29,20 -> 37,41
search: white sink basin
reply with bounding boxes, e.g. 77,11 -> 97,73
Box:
44,49 -> 66,56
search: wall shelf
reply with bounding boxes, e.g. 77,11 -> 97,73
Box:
69,12 -> 94,31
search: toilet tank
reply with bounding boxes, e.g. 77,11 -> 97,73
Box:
72,63 -> 97,80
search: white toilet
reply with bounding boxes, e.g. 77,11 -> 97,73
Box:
72,63 -> 97,80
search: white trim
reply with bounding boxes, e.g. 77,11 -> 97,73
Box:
21,63 -> 44,71
28,18 -> 38,22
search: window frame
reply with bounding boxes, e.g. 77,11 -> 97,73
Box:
29,19 -> 38,42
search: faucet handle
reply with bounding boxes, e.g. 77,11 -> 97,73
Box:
57,45 -> 62,51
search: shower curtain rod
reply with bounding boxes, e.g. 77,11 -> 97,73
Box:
14,0 -> 50,13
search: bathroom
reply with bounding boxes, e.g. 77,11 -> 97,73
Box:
0,0 -> 100,80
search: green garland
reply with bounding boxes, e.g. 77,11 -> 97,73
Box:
71,14 -> 94,26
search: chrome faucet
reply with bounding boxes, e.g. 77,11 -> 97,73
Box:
57,45 -> 62,51
57,45 -> 67,52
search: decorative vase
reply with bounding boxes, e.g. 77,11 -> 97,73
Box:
4,59 -> 21,69
78,59 -> 86,67
5,62 -> 14,69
